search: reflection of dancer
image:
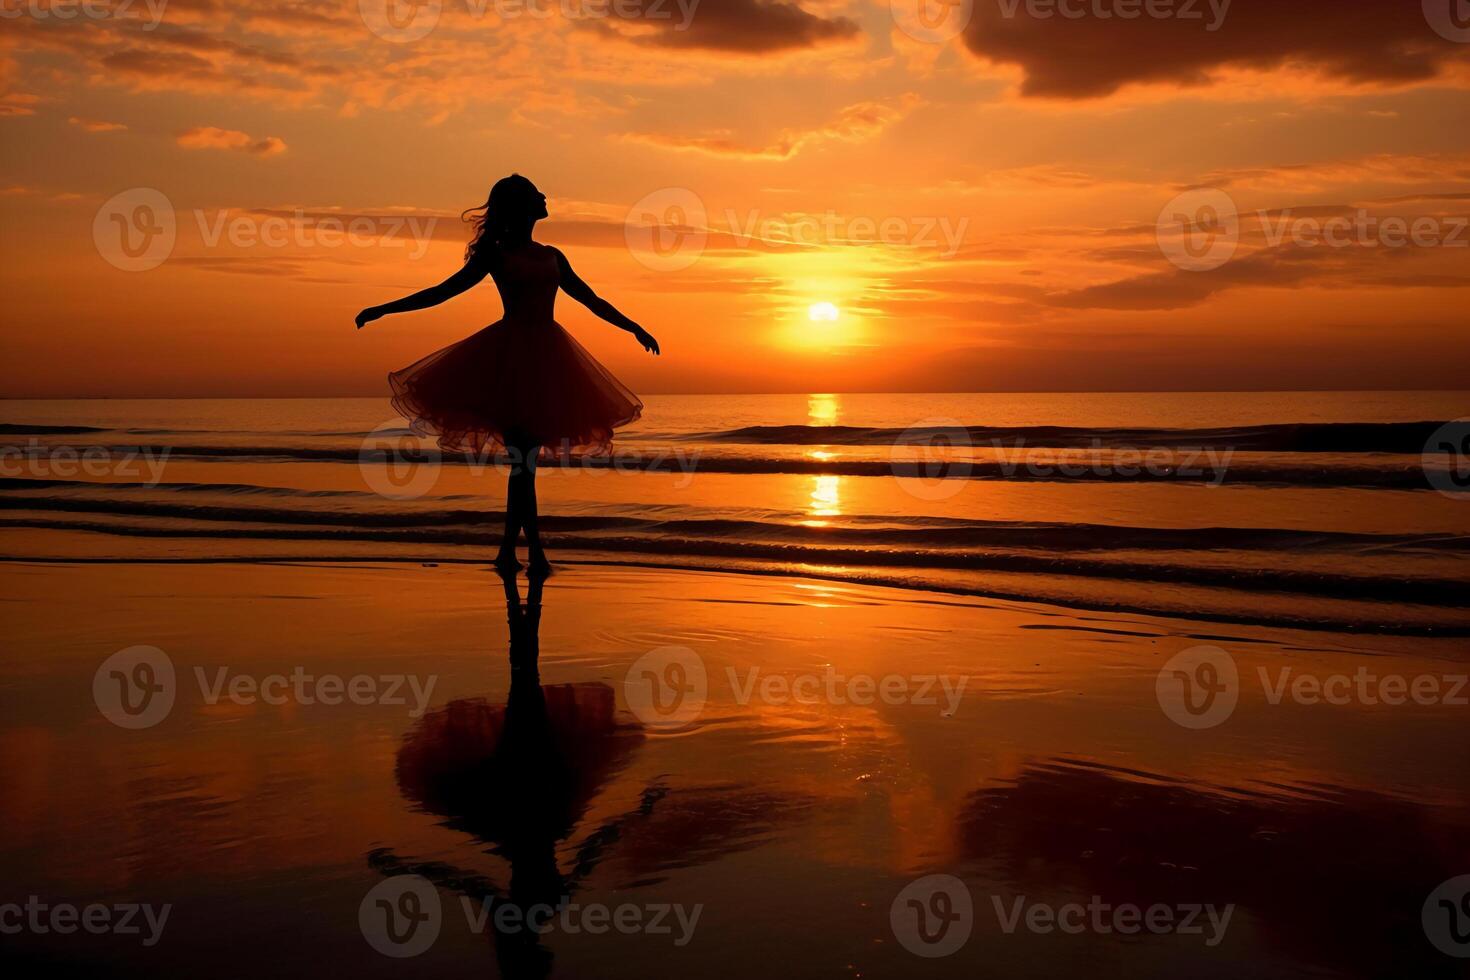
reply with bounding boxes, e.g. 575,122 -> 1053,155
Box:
374,570 -> 660,977
356,175 -> 660,576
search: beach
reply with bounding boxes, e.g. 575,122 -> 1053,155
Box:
3,557 -> 1468,978
3,391 -> 1469,977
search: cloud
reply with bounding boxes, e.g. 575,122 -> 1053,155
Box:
961,0 -> 1470,99
598,0 -> 861,53
1049,240 -> 1470,311
176,125 -> 287,155
1188,153 -> 1470,192
69,116 -> 128,133
623,94 -> 922,158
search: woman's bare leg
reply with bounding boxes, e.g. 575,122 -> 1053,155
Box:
513,442 -> 549,575
494,442 -> 526,571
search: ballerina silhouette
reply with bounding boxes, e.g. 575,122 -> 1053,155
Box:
356,174 -> 659,576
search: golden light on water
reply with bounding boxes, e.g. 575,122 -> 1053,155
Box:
807,393 -> 840,425
808,474 -> 842,518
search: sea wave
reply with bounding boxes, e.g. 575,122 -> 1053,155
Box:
0,443 -> 1441,488
698,421 -> 1450,453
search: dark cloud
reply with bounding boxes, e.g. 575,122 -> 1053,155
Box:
1049,242 -> 1470,311
603,0 -> 861,53
962,0 -> 1469,98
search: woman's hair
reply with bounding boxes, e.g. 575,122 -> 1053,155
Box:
463,174 -> 537,262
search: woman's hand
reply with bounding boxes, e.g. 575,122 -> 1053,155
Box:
633,326 -> 660,355
355,307 -> 383,330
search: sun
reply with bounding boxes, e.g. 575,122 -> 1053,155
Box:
808,301 -> 840,322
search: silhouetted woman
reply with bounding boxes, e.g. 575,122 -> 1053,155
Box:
356,175 -> 659,576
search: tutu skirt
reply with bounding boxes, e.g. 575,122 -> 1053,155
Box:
390,318 -> 642,456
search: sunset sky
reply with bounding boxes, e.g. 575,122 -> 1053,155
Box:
3,0 -> 1470,397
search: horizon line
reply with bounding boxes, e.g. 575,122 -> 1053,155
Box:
4,387 -> 1469,401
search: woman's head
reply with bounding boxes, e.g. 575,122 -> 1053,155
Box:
464,174 -> 548,260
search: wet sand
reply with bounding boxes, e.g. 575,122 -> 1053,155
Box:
3,559 -> 1468,978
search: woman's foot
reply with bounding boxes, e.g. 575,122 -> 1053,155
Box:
493,550 -> 522,574
526,554 -> 553,579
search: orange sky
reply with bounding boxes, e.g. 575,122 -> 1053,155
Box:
3,0 -> 1470,396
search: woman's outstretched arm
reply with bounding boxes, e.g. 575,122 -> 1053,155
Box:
553,248 -> 660,355
355,260 -> 489,329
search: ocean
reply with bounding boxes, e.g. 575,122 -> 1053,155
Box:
2,391 -> 1467,634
